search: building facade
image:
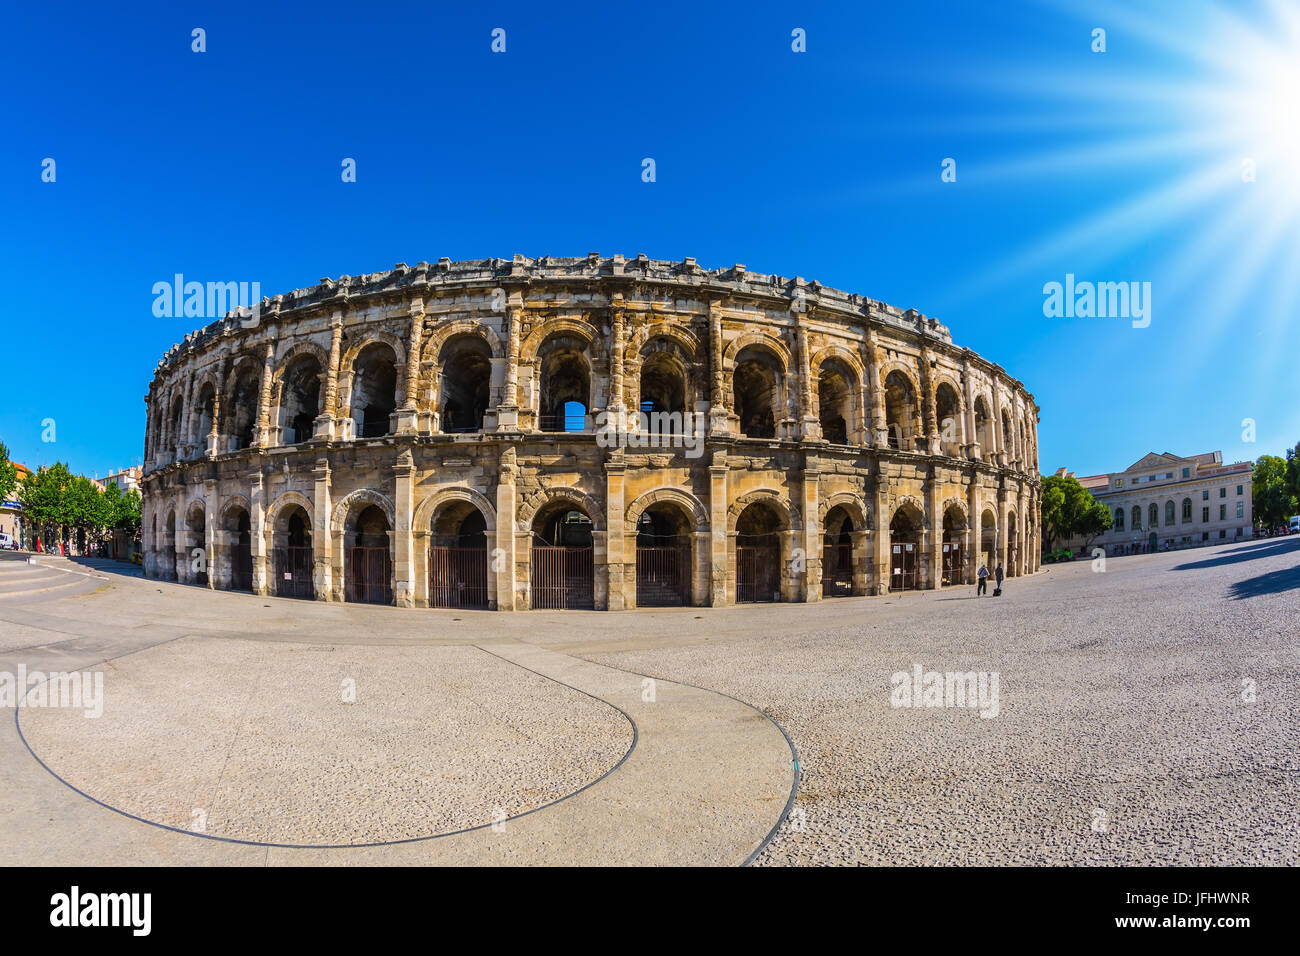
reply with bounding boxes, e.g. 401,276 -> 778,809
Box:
140,255 -> 1041,610
0,462 -> 32,547
1058,451 -> 1253,556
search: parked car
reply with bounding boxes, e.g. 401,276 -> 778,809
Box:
0,532 -> 15,550
1289,516 -> 1300,535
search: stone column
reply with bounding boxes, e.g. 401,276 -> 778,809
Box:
708,451 -> 728,606
312,458 -> 333,600
991,382 -> 1005,466
250,470 -> 268,595
203,480 -> 218,590
708,300 -> 729,437
604,453 -> 627,610
798,323 -> 817,441
207,374 -> 222,457
495,297 -> 523,430
609,305 -> 626,412
394,305 -> 423,434
802,466 -> 821,601
865,329 -> 887,446
315,317 -> 343,440
495,447 -> 518,610
927,469 -> 942,589
962,358 -> 978,460
873,480 -> 889,594
967,478 -> 981,583
254,342 -> 275,448
393,450 -> 415,607
997,485 -> 1009,577
920,347 -> 938,454
178,373 -> 194,458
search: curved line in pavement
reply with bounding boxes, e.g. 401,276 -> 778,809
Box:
13,642 -> 639,851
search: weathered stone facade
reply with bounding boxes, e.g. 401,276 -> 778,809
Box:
140,254 -> 1042,610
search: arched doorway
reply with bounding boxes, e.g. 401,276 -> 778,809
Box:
822,505 -> 856,597
272,504 -> 314,600
225,506 -> 253,592
537,335 -> 591,433
735,501 -> 783,603
165,509 -> 179,581
531,501 -> 594,609
635,504 -> 692,607
1006,513 -> 1019,577
889,505 -> 923,591
980,508 -> 998,572
429,501 -> 490,609
185,502 -> 207,587
351,343 -> 399,438
942,506 -> 966,585
439,335 -> 492,433
346,504 -> 392,604
732,346 -> 783,439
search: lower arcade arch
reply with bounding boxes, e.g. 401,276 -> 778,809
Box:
272,503 -> 315,600
530,500 -> 595,610
889,504 -> 923,592
821,504 -> 857,598
428,500 -> 491,610
942,505 -> 967,586
733,501 -> 787,603
633,502 -> 694,607
345,504 -> 393,605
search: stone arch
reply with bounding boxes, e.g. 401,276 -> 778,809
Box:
520,317 -> 607,364
516,484 -> 606,532
722,331 -> 791,371
273,339 -> 331,386
727,489 -> 799,532
331,488 -> 396,533
218,494 -> 252,528
422,319 -> 504,367
818,491 -> 868,531
339,328 -> 407,374
940,495 -> 969,528
878,359 -> 921,396
624,486 -> 709,533
889,494 -> 927,527
266,490 -> 315,531
811,344 -> 865,380
413,485 -> 498,533
626,322 -> 701,366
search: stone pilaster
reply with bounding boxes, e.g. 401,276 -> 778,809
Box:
604,452 -> 627,610
314,316 -> 343,440
802,466 -> 821,601
393,450 -> 415,607
709,451 -> 728,606
250,470 -> 268,595
495,447 -> 518,610
312,458 -> 332,600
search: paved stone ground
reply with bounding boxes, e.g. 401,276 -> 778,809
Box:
560,537 -> 1300,865
0,537 -> 1295,865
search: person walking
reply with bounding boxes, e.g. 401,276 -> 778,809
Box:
976,563 -> 989,596
994,562 -> 1004,595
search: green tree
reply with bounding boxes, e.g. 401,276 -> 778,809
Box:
1075,499 -> 1114,549
1039,473 -> 1102,550
1253,453 -> 1296,530
0,441 -> 17,504
18,462 -> 74,551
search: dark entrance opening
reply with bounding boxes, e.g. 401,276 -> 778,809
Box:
273,507 -> 315,600
735,502 -> 782,603
430,506 -> 489,609
346,505 -> 392,604
942,509 -> 966,586
531,505 -> 594,609
228,509 -> 253,591
822,505 -> 855,597
635,506 -> 690,607
890,508 -> 921,591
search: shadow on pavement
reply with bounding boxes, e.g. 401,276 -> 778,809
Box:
1229,564 -> 1300,600
1171,537 -> 1300,572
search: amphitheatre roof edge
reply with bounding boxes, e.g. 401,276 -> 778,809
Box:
151,254 -> 976,379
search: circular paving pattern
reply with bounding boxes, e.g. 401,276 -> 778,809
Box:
17,637 -> 635,846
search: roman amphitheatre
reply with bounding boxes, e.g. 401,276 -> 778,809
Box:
140,254 -> 1041,610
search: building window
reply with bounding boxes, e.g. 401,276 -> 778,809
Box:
1236,484 -> 1243,496
1182,498 -> 1192,522
1202,507 -> 1209,522
1202,531 -> 1209,542
1236,501 -> 1244,518
1219,504 -> 1226,520
1115,478 -> 1124,488
1182,468 -> 1190,478
1219,487 -> 1226,498
1166,472 -> 1173,479
1115,508 -> 1125,531
1202,490 -> 1209,500
1149,503 -> 1159,529
1132,505 -> 1142,530
1219,529 -> 1226,539
1165,500 -> 1175,526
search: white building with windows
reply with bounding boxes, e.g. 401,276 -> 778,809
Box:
1057,451 -> 1253,556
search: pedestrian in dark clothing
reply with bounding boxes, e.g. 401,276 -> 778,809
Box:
995,563 -> 1004,592
976,563 -> 989,596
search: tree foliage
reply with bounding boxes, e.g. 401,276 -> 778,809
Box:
15,461 -> 141,551
0,442 -> 17,504
1039,473 -> 1109,550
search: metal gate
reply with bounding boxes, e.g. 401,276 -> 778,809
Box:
890,541 -> 918,591
531,546 -> 594,610
822,542 -> 853,597
273,546 -> 315,600
941,541 -> 963,586
229,540 -> 253,591
429,546 -> 489,609
347,545 -> 392,604
736,545 -> 781,603
636,545 -> 690,607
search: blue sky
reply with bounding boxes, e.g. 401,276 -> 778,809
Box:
3,0 -> 1297,480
